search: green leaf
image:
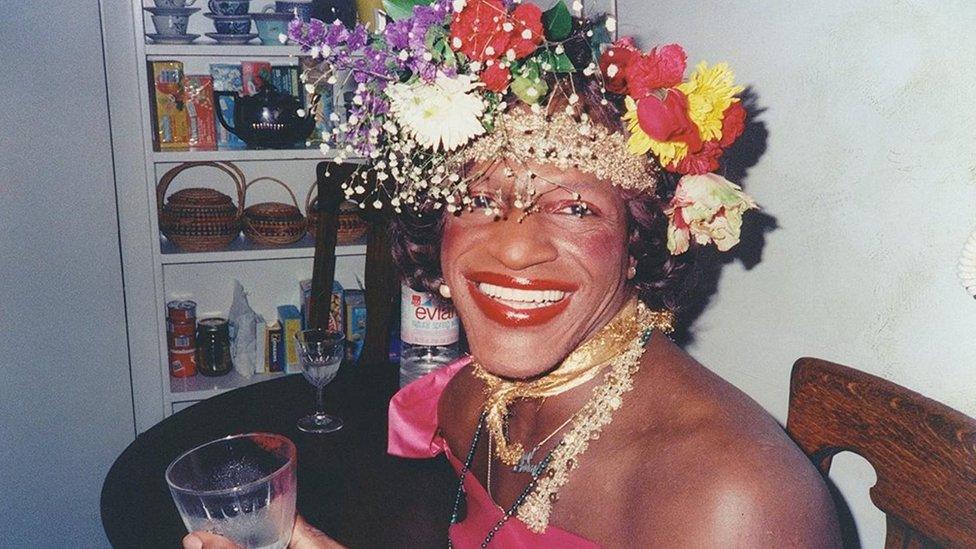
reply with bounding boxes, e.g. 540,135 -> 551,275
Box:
382,0 -> 434,21
537,50 -> 576,73
511,75 -> 549,104
542,1 -> 572,41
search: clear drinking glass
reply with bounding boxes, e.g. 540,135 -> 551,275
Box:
165,433 -> 297,549
294,329 -> 344,433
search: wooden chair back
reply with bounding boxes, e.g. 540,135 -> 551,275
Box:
786,357 -> 976,548
311,163 -> 399,370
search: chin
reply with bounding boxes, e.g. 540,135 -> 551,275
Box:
466,333 -> 571,380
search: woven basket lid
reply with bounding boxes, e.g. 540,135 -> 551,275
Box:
168,188 -> 235,207
245,202 -> 303,222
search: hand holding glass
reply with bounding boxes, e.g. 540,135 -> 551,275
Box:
295,329 -> 344,433
165,433 -> 297,549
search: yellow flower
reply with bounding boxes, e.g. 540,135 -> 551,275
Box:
677,62 -> 744,142
623,96 -> 689,166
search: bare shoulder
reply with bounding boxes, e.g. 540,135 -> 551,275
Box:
577,334 -> 842,547
436,364 -> 484,456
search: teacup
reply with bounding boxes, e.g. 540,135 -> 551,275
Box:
152,13 -> 190,35
208,0 -> 250,16
253,9 -> 292,44
210,14 -> 252,34
154,0 -> 197,7
274,0 -> 312,22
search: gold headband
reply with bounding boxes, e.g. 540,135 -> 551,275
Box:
458,109 -> 660,193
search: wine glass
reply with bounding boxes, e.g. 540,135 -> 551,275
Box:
294,329 -> 344,433
165,433 -> 297,549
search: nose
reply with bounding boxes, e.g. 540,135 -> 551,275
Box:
485,216 -> 558,271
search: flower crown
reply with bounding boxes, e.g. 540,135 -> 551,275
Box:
289,0 -> 757,255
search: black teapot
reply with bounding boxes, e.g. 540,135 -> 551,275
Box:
214,85 -> 317,149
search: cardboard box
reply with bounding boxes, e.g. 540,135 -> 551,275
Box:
266,321 -> 283,373
254,318 -> 268,375
241,61 -> 273,96
209,64 -> 246,149
344,289 -> 366,362
277,305 -> 303,374
270,65 -> 302,98
300,279 -> 344,333
183,75 -> 217,150
149,61 -> 190,150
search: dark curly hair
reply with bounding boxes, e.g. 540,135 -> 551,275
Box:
391,74 -> 699,314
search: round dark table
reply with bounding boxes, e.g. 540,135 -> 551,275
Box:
101,365 -> 456,548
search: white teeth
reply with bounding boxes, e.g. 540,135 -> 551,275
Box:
476,282 -> 567,306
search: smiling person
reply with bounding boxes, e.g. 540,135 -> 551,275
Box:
186,1 -> 841,547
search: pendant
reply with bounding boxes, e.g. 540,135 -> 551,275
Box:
513,448 -> 538,474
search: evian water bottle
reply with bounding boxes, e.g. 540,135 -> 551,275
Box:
399,284 -> 459,387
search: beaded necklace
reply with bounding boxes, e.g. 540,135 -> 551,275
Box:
448,412 -> 557,548
470,298 -> 665,533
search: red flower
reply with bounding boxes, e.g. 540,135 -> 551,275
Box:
508,3 -> 544,59
636,89 -> 702,152
718,101 -> 746,148
481,62 -> 511,92
599,37 -> 640,95
626,44 -> 687,99
670,140 -> 724,175
450,0 -> 510,61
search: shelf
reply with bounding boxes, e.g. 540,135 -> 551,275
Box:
167,370 -> 293,402
145,43 -> 304,59
151,146 -> 337,163
159,235 -> 367,264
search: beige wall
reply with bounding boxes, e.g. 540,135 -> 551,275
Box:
618,1 -> 976,546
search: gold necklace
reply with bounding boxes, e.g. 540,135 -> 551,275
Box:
473,297 -> 673,468
472,299 -> 670,533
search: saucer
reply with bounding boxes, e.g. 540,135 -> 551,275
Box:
143,6 -> 201,15
205,32 -> 259,44
204,13 -> 252,21
146,32 -> 200,44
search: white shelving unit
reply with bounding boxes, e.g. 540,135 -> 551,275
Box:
105,1 -> 365,431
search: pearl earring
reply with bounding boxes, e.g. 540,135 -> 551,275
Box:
627,266 -> 637,280
439,284 -> 452,299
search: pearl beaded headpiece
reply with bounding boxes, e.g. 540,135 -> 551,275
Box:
460,108 -> 660,192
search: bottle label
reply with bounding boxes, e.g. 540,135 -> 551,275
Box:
400,285 -> 459,346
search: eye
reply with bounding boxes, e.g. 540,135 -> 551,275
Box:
554,201 -> 595,217
469,193 -> 500,213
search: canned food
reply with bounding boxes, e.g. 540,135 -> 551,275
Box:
169,348 -> 197,378
167,300 -> 197,323
166,301 -> 198,378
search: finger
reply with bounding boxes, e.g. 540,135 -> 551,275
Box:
290,515 -> 347,549
182,531 -> 243,549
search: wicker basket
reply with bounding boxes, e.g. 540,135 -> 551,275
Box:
305,183 -> 369,244
157,162 -> 245,252
242,177 -> 307,246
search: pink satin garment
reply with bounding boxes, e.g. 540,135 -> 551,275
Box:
388,356 -> 602,548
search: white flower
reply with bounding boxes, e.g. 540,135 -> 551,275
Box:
452,0 -> 466,12
384,73 -> 487,152
605,17 -> 617,32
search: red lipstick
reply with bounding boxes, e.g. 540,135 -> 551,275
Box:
465,272 -> 576,328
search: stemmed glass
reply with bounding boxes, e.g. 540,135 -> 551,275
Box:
294,329 -> 344,433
